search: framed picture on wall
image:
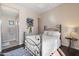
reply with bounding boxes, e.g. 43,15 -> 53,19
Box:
26,18 -> 33,27
26,18 -> 34,33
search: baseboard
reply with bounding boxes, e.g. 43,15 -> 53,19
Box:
2,44 -> 24,53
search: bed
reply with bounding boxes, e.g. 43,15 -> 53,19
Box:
42,31 -> 61,56
23,24 -> 62,56
42,24 -> 62,56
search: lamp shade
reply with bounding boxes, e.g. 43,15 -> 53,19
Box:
65,27 -> 78,38
66,27 -> 75,33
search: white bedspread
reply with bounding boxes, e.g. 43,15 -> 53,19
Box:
42,35 -> 61,56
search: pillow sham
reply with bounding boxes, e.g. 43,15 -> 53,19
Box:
48,31 -> 60,36
43,31 -> 48,35
43,31 -> 60,36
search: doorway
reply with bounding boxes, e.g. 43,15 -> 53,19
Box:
0,5 -> 19,50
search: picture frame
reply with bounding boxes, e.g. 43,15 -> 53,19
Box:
26,18 -> 33,27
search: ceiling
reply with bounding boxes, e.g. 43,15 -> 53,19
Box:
1,5 -> 18,18
16,3 -> 62,14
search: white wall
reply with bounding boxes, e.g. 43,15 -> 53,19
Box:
1,4 -> 38,45
0,5 -> 2,51
19,7 -> 38,44
39,3 -> 79,50
0,20 -> 1,52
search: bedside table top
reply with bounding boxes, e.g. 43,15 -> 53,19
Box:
65,37 -> 78,41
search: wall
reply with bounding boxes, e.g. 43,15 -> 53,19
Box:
1,3 -> 38,45
0,20 -> 1,52
19,7 -> 38,44
0,4 -> 2,51
39,3 -> 79,50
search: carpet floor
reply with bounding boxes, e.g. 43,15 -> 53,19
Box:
3,47 -> 33,56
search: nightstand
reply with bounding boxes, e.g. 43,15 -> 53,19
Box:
65,37 -> 78,52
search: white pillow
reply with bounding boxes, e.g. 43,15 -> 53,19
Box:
43,31 -> 48,35
47,31 -> 60,36
43,31 -> 60,36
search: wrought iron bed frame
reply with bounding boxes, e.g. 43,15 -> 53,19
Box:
23,24 -> 62,56
23,32 -> 42,56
